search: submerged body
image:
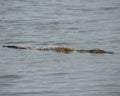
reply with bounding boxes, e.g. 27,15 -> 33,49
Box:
76,49 -> 114,54
3,45 -> 114,54
3,45 -> 32,50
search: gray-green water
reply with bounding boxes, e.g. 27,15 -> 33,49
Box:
0,0 -> 120,96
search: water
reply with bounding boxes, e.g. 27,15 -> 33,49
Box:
0,0 -> 120,96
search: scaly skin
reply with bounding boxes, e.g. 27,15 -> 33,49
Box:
3,45 -> 114,54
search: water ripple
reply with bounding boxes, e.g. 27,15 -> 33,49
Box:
0,75 -> 21,79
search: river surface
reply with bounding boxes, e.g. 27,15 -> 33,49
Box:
0,0 -> 120,96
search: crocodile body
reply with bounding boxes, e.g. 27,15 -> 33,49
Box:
3,45 -> 114,54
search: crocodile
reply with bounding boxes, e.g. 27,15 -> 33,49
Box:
3,45 -> 114,54
76,49 -> 114,54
